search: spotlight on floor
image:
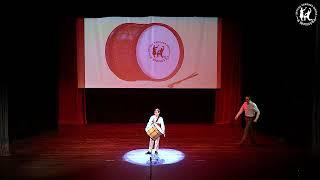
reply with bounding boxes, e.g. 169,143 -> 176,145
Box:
123,148 -> 185,166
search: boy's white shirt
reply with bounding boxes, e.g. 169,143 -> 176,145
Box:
145,115 -> 165,134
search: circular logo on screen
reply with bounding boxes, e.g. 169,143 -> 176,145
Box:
296,3 -> 317,26
148,41 -> 170,62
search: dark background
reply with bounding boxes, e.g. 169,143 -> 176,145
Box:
5,0 -> 319,150
85,89 -> 215,123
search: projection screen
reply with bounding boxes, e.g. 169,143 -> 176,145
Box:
81,17 -> 220,89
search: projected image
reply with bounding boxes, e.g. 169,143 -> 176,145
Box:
84,17 -> 219,88
106,23 -> 184,81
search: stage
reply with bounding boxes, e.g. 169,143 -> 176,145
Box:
1,10 -> 318,180
0,124 -> 308,180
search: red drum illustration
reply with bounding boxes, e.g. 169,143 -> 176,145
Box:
105,23 -> 184,81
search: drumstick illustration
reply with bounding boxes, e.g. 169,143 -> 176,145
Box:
168,72 -> 199,88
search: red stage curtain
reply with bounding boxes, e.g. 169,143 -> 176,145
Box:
214,18 -> 242,124
58,17 -> 86,125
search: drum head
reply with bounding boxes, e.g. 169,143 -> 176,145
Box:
154,124 -> 164,135
136,24 -> 182,80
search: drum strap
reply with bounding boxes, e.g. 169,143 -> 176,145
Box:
155,116 -> 160,123
154,116 -> 161,127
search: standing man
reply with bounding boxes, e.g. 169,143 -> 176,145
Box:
235,96 -> 260,145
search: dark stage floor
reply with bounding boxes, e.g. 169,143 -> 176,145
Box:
0,124 -> 315,180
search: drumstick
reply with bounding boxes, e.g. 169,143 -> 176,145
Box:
168,72 -> 199,88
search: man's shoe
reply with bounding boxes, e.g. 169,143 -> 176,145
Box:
145,151 -> 151,154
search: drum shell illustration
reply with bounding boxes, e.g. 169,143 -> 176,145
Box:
146,124 -> 163,140
105,23 -> 184,81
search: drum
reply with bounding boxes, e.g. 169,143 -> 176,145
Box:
105,23 -> 184,81
146,124 -> 163,140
